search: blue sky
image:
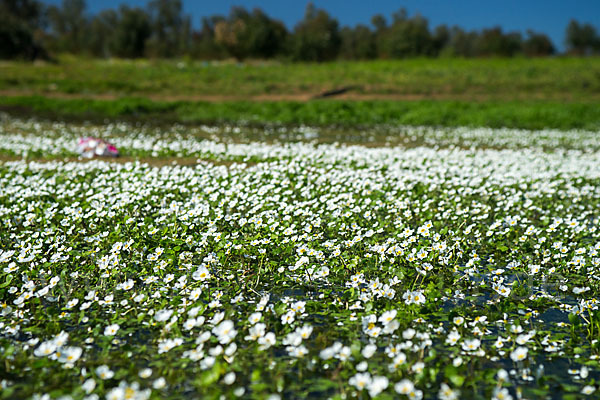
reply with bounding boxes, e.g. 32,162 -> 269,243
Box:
42,1 -> 600,51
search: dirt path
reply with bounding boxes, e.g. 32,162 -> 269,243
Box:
2,89 -> 591,102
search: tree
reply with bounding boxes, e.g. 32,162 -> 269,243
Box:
214,7 -> 287,60
565,20 -> 599,55
190,16 -> 228,60
339,25 -> 376,60
371,14 -> 386,32
375,9 -> 434,58
289,3 -> 341,62
0,0 -> 47,59
475,27 -> 522,57
1,0 -> 43,28
87,9 -> 117,57
145,0 -> 189,58
446,27 -> 478,57
523,30 -> 554,56
1,1 -> 572,60
112,6 -> 151,58
47,0 -> 88,54
431,25 -> 450,56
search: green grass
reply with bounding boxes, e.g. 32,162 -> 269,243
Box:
2,57 -> 599,130
1,56 -> 600,101
1,95 -> 600,130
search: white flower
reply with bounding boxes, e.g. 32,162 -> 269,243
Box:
223,372 -> 236,385
258,332 -> 276,350
104,324 -> 120,336
356,361 -> 368,371
158,338 -> 183,354
438,383 -> 460,400
510,346 -> 528,362
515,334 -> 529,345
495,284 -> 511,297
192,266 -> 210,281
133,293 -> 145,303
461,338 -> 481,351
297,324 -> 313,340
58,346 -> 82,363
337,346 -> 351,361
379,310 -> 397,325
528,264 -> 540,275
411,361 -> 425,374
509,324 -> 523,334
82,378 -> 96,394
283,332 -> 302,347
121,279 -> 134,290
225,343 -> 237,356
245,323 -> 266,341
496,369 -> 509,381
200,355 -> 216,370
66,298 -> 79,309
139,368 -> 152,379
403,290 -> 426,305
53,331 -> 69,347
580,366 -> 589,379
492,387 -> 513,400
349,372 -> 371,391
183,319 -> 196,330
368,376 -> 389,397
155,309 -> 173,322
106,387 -> 125,400
152,377 -> 166,389
362,344 -> 377,359
212,320 -> 237,344
402,328 -> 416,340
287,345 -> 308,357
281,311 -> 295,325
105,382 -> 150,400
210,312 -> 225,325
248,312 -> 262,324
96,365 -> 114,380
383,319 -> 400,334
34,341 -> 57,357
395,379 -> 415,395
582,386 -> 596,395
388,352 -> 407,372
445,330 -> 461,345
189,288 -> 202,301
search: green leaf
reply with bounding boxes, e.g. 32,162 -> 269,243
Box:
444,365 -> 465,387
200,364 -> 221,386
568,313 -> 580,326
0,275 -> 13,288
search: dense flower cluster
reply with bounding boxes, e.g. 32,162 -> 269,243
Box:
0,118 -> 599,399
2,116 -> 600,160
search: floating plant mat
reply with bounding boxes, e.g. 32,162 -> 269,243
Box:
1,118 -> 600,399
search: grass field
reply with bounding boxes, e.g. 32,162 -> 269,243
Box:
2,95 -> 600,131
2,57 -> 600,131
1,56 -> 600,101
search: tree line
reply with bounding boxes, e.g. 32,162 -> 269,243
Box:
2,0 -> 600,61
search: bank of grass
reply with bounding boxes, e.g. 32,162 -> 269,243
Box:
1,95 -> 599,130
1,56 -> 600,101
